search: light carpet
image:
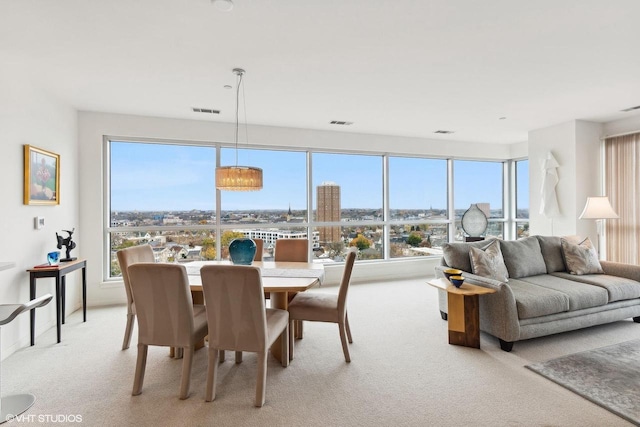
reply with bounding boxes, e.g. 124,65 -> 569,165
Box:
527,339 -> 640,426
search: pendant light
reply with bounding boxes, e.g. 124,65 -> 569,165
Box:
215,68 -> 263,191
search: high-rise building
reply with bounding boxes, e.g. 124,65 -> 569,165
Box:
317,181 -> 341,243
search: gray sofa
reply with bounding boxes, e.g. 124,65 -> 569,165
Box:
435,235 -> 640,351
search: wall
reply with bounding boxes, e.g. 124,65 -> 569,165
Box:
528,119 -> 604,242
0,75 -> 79,358
78,111 -> 518,306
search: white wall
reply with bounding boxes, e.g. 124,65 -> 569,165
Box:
0,75 -> 79,358
78,111 -> 518,306
528,119 -> 605,241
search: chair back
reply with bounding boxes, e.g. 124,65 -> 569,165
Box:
274,239 -> 308,262
117,244 -> 155,314
337,250 -> 357,315
127,263 -> 196,347
253,238 -> 264,261
200,265 -> 268,353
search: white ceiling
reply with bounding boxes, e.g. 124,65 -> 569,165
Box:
3,0 -> 640,144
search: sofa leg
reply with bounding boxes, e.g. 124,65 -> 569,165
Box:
633,316 -> 640,323
499,339 -> 514,352
440,311 -> 448,321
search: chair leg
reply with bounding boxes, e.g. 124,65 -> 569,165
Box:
255,351 -> 267,407
235,351 -> 243,364
288,320 -> 295,361
174,347 -> 184,359
294,320 -> 304,339
281,323 -> 289,367
132,343 -> 148,395
218,350 -> 225,363
179,346 -> 194,400
205,348 -> 219,402
345,313 -> 353,343
122,313 -> 135,350
338,322 -> 351,363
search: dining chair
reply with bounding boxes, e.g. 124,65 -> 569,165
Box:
116,244 -> 154,350
200,265 -> 289,407
253,238 -> 264,261
287,249 -> 356,362
127,263 -> 208,399
274,239 -> 309,344
274,239 -> 308,262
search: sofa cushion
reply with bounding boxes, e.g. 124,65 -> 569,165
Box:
469,239 -> 509,282
536,235 -> 565,273
551,272 -> 640,303
561,237 -> 604,275
500,237 -> 547,278
507,278 -> 569,319
518,274 -> 608,311
442,239 -> 495,272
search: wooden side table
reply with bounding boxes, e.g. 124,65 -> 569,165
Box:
427,277 -> 496,349
26,259 -> 87,345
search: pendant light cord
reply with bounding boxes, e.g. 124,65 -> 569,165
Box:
234,71 -> 242,167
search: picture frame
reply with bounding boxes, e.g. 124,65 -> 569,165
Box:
24,145 -> 60,205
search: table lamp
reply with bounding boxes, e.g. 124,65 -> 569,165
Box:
579,196 -> 619,258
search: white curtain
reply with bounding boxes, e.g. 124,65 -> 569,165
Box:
604,133 -> 640,263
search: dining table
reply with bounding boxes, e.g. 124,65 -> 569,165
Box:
184,260 -> 325,362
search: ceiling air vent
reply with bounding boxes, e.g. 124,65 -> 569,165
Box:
329,120 -> 354,125
621,105 -> 640,112
192,107 -> 221,114
434,130 -> 454,134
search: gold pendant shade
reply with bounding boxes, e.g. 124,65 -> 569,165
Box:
215,165 -> 263,191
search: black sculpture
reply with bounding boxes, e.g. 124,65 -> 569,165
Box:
56,228 -> 77,262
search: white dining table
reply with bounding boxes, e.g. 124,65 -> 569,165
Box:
185,260 -> 325,362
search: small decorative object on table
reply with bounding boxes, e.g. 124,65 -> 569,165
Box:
228,238 -> 257,265
461,204 -> 488,238
56,228 -> 77,262
443,268 -> 462,280
449,275 -> 465,288
46,251 -> 60,266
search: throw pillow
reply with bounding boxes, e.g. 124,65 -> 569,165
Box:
469,239 -> 509,282
500,237 -> 547,278
560,237 -> 604,275
442,239 -> 495,272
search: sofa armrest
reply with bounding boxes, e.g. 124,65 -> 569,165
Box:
600,260 -> 640,282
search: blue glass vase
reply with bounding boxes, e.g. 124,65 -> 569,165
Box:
228,238 -> 257,265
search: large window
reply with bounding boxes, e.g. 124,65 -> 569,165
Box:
106,139 -> 524,279
389,157 -> 448,258
453,160 -> 504,241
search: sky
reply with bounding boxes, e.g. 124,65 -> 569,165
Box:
110,141 -> 529,212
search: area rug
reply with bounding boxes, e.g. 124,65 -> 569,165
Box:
526,339 -> 640,426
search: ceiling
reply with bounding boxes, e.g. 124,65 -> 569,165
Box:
3,0 -> 640,144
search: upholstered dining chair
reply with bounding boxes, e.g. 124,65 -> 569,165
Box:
127,263 -> 208,400
287,249 -> 357,362
273,238 -> 309,343
200,265 -> 289,407
274,238 -> 308,262
253,238 -> 264,261
116,244 -> 155,350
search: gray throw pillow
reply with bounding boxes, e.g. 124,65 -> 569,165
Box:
560,237 -> 604,275
442,239 -> 495,272
536,235 -> 565,273
469,239 -> 509,282
500,236 -> 547,278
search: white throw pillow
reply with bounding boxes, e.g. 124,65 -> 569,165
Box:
560,237 -> 604,275
469,239 -> 509,282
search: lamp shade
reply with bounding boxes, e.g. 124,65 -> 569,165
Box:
216,166 -> 263,191
579,196 -> 619,219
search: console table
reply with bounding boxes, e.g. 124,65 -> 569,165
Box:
26,259 -> 87,345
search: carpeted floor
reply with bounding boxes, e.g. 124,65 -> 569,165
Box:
3,277 -> 640,426
527,339 -> 640,426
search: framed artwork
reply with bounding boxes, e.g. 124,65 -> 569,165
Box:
24,145 -> 60,205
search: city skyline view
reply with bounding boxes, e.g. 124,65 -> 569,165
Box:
110,141 -> 529,213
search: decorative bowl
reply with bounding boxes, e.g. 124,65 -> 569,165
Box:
443,268 -> 463,280
449,275 -> 465,288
